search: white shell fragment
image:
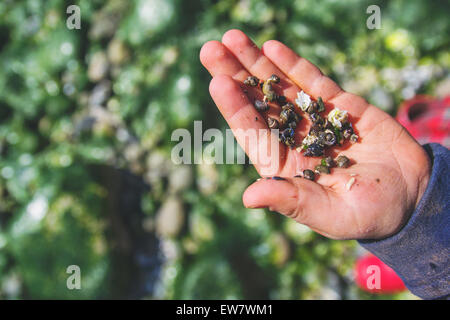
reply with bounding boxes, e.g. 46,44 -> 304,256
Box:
327,108 -> 348,128
345,177 -> 356,190
302,134 -> 319,146
295,90 -> 311,112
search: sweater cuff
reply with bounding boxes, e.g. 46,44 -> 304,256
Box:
358,143 -> 450,299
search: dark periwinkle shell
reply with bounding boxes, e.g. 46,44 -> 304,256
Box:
304,143 -> 324,157
309,112 -> 324,125
349,133 -> 359,143
281,127 -> 294,139
317,97 -> 325,113
321,156 -> 335,168
306,101 -> 318,114
303,169 -> 315,181
336,155 -> 350,168
276,95 -> 287,105
244,76 -> 259,86
314,164 -> 330,174
262,81 -> 277,102
268,74 -> 280,84
268,117 -> 279,129
254,99 -> 269,112
319,129 -> 337,146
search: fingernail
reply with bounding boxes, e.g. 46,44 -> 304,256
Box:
245,204 -> 267,209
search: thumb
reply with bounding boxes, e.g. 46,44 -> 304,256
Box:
243,176 -> 335,228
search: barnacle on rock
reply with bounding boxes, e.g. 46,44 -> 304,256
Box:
327,108 -> 348,128
295,90 -> 312,112
302,133 -> 319,147
304,143 -> 324,157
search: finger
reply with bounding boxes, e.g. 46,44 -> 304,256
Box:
210,74 -> 287,175
261,40 -> 342,100
200,40 -> 280,119
221,29 -> 308,138
200,40 -> 247,80
209,74 -> 266,126
243,176 -> 337,231
261,40 -> 370,116
221,29 -> 299,105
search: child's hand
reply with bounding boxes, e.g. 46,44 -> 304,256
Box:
200,30 -> 430,240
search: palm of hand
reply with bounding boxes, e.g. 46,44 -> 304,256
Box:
200,30 -> 430,240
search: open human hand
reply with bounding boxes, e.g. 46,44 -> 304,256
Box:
200,29 -> 430,240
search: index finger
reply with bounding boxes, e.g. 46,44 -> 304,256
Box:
261,40 -> 370,116
261,40 -> 343,102
209,74 -> 287,176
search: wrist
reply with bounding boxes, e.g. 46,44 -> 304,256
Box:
358,143 -> 450,299
384,143 -> 432,240
414,145 -> 432,210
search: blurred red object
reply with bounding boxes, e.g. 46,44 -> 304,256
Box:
396,95 -> 450,148
355,254 -> 406,294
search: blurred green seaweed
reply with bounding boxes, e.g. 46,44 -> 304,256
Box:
0,0 -> 448,299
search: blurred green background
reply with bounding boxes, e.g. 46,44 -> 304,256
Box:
0,0 -> 448,299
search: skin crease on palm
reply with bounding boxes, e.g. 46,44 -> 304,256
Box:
199,29 -> 431,241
